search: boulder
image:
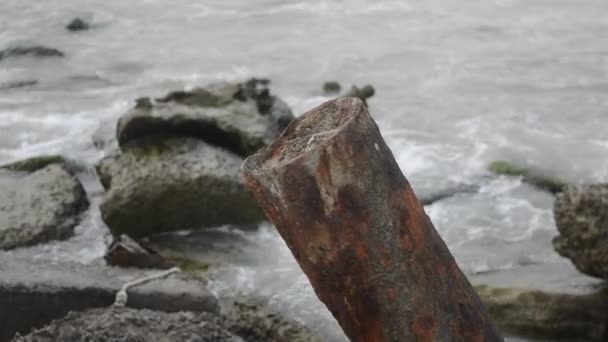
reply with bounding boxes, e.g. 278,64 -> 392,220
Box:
104,234 -> 175,269
553,184 -> 608,280
0,164 -> 89,250
11,307 -> 235,342
470,261 -> 607,341
97,138 -> 265,237
116,79 -> 294,157
487,160 -> 567,194
0,255 -> 219,342
0,46 -> 65,61
66,18 -> 90,31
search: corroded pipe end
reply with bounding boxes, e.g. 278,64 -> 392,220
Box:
242,97 -> 367,178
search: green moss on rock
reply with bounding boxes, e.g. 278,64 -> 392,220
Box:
487,160 -> 567,194
156,89 -> 234,108
167,256 -> 210,281
1,155 -> 66,173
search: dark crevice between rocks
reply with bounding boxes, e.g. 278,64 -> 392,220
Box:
118,117 -> 263,158
0,288 -> 111,342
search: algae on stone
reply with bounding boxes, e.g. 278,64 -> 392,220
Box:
1,155 -> 66,173
487,160 -> 567,194
116,79 -> 294,157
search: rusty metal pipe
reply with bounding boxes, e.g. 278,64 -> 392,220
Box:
242,97 -> 503,342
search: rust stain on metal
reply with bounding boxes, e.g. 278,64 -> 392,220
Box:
411,312 -> 438,341
241,97 -> 504,342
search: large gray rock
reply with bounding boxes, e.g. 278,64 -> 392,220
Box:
12,307 -> 237,342
0,164 -> 89,250
97,138 -> 264,237
117,80 -> 294,157
0,255 -> 219,342
552,184 -> 608,280
470,261 -> 608,341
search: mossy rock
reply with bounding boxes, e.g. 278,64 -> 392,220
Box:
155,88 -> 234,108
117,80 -> 295,158
487,160 -> 567,194
475,285 -> 608,340
1,155 -> 66,173
96,138 -> 265,237
166,256 -> 210,282
0,164 -> 89,250
553,184 -> 608,280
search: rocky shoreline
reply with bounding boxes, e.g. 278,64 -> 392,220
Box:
1,78 -> 608,341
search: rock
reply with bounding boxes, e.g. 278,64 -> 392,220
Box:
66,18 -> 90,31
344,84 -> 375,106
12,301 -> 322,342
0,46 -> 65,61
221,297 -> 322,342
143,228 -> 262,282
0,164 -> 89,250
1,155 -> 69,173
117,79 -> 294,157
0,80 -> 38,90
470,262 -> 608,341
420,183 -> 480,205
0,255 -> 219,342
476,286 -> 607,341
322,81 -> 341,94
96,138 -> 265,237
487,160 -> 567,194
11,307 -> 236,342
104,234 -> 175,269
553,184 -> 608,280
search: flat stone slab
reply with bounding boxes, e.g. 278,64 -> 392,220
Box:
0,255 -> 219,342
469,260 -> 605,295
469,260 -> 608,340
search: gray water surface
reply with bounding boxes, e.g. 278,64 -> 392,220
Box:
1,0 -> 607,340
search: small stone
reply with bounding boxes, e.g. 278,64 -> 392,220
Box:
322,81 -> 341,94
66,18 -> 90,32
553,184 -> 608,280
104,235 -> 175,269
344,84 -> 375,106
